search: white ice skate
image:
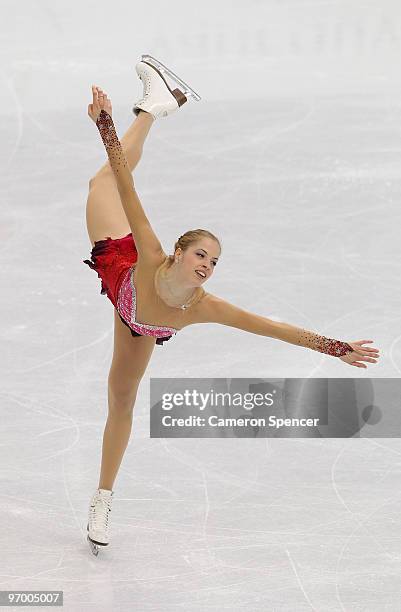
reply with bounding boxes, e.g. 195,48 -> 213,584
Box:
86,488 -> 114,556
133,54 -> 201,119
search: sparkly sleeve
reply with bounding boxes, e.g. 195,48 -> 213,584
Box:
95,110 -> 132,187
293,329 -> 353,356
203,296 -> 354,357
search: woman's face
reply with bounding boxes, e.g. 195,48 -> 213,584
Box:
178,239 -> 220,285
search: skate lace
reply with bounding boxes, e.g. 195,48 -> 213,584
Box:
90,495 -> 112,530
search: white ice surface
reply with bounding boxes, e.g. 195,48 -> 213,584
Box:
1,0 -> 401,610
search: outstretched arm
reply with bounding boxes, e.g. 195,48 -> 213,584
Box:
201,294 -> 379,367
88,86 -> 163,260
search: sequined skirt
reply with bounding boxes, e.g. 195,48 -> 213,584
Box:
83,233 -> 138,309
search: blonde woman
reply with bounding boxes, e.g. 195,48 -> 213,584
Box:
83,55 -> 380,555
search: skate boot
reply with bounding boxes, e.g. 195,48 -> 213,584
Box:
86,488 -> 114,556
133,54 -> 201,119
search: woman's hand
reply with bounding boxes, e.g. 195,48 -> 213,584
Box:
339,340 -> 380,368
88,85 -> 112,123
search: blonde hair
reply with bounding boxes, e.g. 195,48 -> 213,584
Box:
168,229 -> 222,265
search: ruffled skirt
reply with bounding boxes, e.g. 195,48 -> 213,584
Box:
83,233 -> 138,309
83,233 -> 172,345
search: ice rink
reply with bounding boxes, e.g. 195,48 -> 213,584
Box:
1,0 -> 401,609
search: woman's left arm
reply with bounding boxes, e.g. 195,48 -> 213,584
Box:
88,86 -> 163,261
199,294 -> 379,367
95,110 -> 163,257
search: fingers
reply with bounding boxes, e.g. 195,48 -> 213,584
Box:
91,85 -> 104,104
91,85 -> 109,113
342,340 -> 381,367
353,341 -> 380,353
351,349 -> 379,362
351,345 -> 380,357
92,85 -> 98,106
353,348 -> 379,358
360,350 -> 379,359
349,354 -> 378,367
360,356 -> 378,363
92,85 -> 105,97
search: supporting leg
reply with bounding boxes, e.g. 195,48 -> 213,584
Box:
97,387 -> 137,491
97,312 -> 156,491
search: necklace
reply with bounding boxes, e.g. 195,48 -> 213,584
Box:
155,263 -> 198,310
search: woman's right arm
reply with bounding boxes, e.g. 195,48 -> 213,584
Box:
197,294 -> 379,367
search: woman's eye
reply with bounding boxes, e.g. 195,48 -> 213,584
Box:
197,253 -> 216,267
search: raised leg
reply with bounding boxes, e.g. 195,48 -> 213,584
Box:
91,110 -> 154,181
98,309 -> 156,491
86,111 -> 154,246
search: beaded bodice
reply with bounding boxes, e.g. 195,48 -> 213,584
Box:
117,265 -> 178,339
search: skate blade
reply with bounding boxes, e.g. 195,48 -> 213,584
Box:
87,523 -> 108,556
141,54 -> 201,101
87,534 -> 99,556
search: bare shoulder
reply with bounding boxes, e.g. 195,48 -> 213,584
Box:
188,291 -> 225,324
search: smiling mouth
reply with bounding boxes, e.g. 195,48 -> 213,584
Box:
195,270 -> 206,279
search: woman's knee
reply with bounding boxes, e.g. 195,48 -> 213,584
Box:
88,168 -> 114,190
107,380 -> 140,417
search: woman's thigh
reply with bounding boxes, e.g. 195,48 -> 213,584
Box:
108,309 -> 156,400
86,172 -> 131,246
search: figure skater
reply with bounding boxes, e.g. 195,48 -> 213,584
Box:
83,55 -> 380,555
